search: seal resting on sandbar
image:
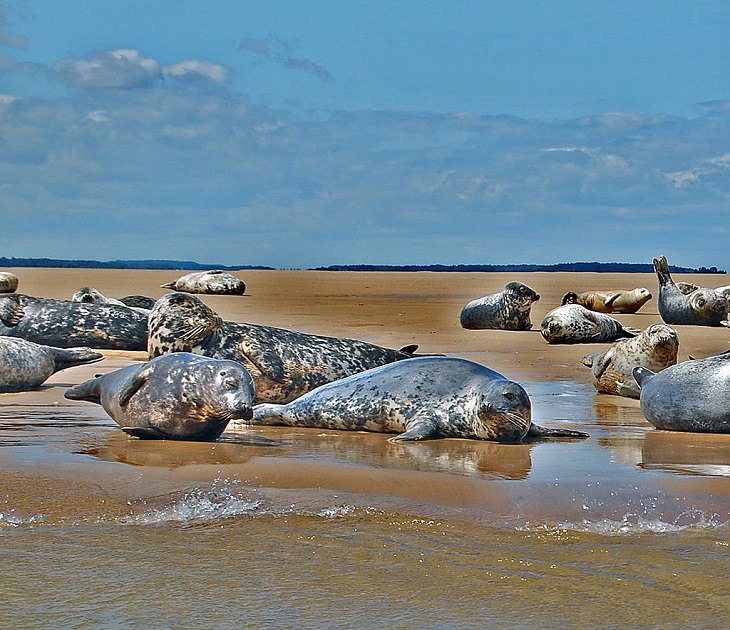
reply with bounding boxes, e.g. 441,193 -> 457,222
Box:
161,270 -> 245,295
0,272 -> 18,294
65,352 -> 255,440
229,356 -> 588,442
71,287 -> 152,314
561,288 -> 652,314
540,304 -> 640,344
459,281 -> 540,330
0,337 -> 103,393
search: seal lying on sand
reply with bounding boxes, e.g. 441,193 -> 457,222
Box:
459,281 -> 540,330
161,270 -> 245,295
0,272 -> 18,294
0,337 -> 103,393
581,324 -> 679,398
231,356 -> 588,442
65,352 -> 255,440
561,288 -> 652,314
148,292 -> 431,403
634,354 -> 730,433
72,287 -> 152,314
540,304 -> 640,344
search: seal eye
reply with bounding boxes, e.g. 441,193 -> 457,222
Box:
503,391 -> 516,401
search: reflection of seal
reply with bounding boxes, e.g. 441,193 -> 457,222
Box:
237,356 -> 588,442
540,304 -> 640,344
0,294 -> 148,350
581,324 -> 678,398
148,292 -> 428,403
634,354 -> 730,433
0,272 -> 18,294
459,282 -> 540,330
161,270 -> 245,295
561,288 -> 652,314
640,430 -> 730,476
64,352 -> 255,440
0,337 -> 103,393
654,256 -> 727,326
72,287 -> 151,314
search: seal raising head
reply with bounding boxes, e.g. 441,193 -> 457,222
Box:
460,281 -> 540,330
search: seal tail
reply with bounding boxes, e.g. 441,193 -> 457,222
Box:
250,403 -> 291,425
653,256 -> 673,287
160,281 -> 176,289
64,376 -> 103,404
51,347 -> 104,371
632,366 -> 655,389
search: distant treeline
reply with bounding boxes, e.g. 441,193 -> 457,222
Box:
0,257 -> 273,271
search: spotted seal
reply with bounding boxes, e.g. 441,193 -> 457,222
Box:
64,352 -> 255,440
231,356 -> 588,442
0,294 -> 148,350
634,354 -> 730,433
161,270 -> 245,295
540,304 -> 640,344
459,281 -> 540,330
72,287 -> 152,315
0,337 -> 103,393
581,324 -> 679,398
0,272 -> 18,294
561,288 -> 652,314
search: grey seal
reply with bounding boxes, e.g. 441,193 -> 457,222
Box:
233,356 -> 588,442
540,304 -> 640,344
634,354 -> 730,433
0,337 -> 103,393
119,295 -> 157,310
561,288 -> 652,314
581,323 -> 679,398
459,281 -> 540,330
161,270 -> 245,295
64,352 -> 255,440
72,287 -> 151,315
0,272 -> 18,293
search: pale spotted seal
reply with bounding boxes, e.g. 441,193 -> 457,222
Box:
65,352 -> 255,440
540,304 -> 640,344
459,281 -> 540,330
0,272 -> 18,294
161,270 -> 245,295
581,324 -> 679,398
230,356 -> 588,442
148,292 -> 430,403
72,287 -> 152,315
561,288 -> 652,314
0,337 -> 103,393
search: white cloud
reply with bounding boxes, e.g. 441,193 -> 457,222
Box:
163,60 -> 228,84
53,49 -> 161,88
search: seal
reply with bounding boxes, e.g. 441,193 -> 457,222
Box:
71,287 -> 152,315
0,337 -> 103,393
0,272 -> 18,294
148,292 -> 432,403
634,354 -> 730,433
119,295 -> 157,310
561,288 -> 652,314
64,352 -> 255,440
0,293 -> 148,350
653,256 -> 728,326
230,356 -> 588,442
581,323 -> 679,398
161,270 -> 245,295
459,281 -> 540,330
540,304 -> 640,344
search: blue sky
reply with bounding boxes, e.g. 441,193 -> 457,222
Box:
1,0 -> 729,269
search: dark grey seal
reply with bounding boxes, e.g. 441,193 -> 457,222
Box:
71,287 -> 151,314
459,281 -> 540,330
161,270 -> 245,295
540,304 -> 640,344
0,337 -> 103,393
234,356 -> 588,442
65,352 -> 255,440
148,292 -> 431,404
634,354 -> 730,433
0,272 -> 18,293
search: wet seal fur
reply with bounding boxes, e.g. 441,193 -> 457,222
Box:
540,304 -> 640,344
561,288 -> 652,314
233,356 -> 588,442
459,282 -> 540,330
581,324 -> 679,398
0,272 -> 18,294
161,270 -> 246,295
72,287 -> 152,314
634,354 -> 730,433
0,294 -> 148,350
148,292 -> 430,403
65,352 -> 255,440
0,337 -> 103,393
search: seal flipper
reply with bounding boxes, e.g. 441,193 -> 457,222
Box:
64,377 -> 103,404
632,366 -> 656,389
526,423 -> 589,439
619,326 -> 641,338
388,414 -> 438,442
615,381 -> 640,398
246,348 -> 287,384
118,367 -> 153,407
122,426 -> 169,439
603,293 -> 622,309
0,294 -> 28,326
580,353 -> 599,369
589,348 -> 615,380
399,344 -> 419,355
159,281 -> 177,289
51,347 -> 104,371
653,256 -> 673,287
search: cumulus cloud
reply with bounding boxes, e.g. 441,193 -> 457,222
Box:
240,34 -> 332,81
163,59 -> 228,84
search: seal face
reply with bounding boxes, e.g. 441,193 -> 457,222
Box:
460,281 -> 540,330
540,304 -> 640,344
0,337 -> 103,393
147,292 -> 427,403
561,288 -> 652,314
64,352 -> 255,440
230,356 -> 587,442
634,354 -> 730,433
71,287 -> 152,315
581,324 -> 679,398
0,272 -> 18,294
160,270 -> 246,295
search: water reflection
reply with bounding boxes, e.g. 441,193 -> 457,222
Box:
640,430 -> 730,477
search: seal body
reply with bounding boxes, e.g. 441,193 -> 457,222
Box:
64,352 -> 255,440
161,270 -> 245,295
0,294 -> 148,350
540,304 -> 640,344
581,324 -> 679,398
119,295 -> 157,310
634,354 -> 730,433
233,356 -> 587,442
0,272 -> 18,294
459,282 -> 540,330
72,287 -> 151,315
561,288 -> 652,314
0,337 -> 103,393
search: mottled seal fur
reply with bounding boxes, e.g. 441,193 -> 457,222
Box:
0,294 -> 148,350
0,337 -> 103,393
459,282 -> 540,330
161,270 -> 245,295
634,354 -> 730,433
561,288 -> 652,314
65,352 -> 255,440
540,304 -> 640,344
148,292 -> 429,403
654,256 -> 728,326
232,356 -> 588,442
72,287 -> 151,314
119,295 -> 157,310
0,272 -> 18,293
581,324 -> 679,398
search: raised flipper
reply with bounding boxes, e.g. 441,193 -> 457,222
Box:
526,423 -> 589,439
122,426 -> 169,439
603,293 -> 622,309
653,256 -> 673,288
0,294 -> 27,326
590,347 -> 616,380
388,414 -> 439,442
399,344 -> 419,355
118,367 -> 153,407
